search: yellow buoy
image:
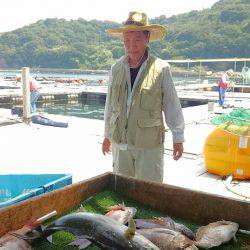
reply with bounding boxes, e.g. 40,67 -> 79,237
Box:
204,127 -> 250,179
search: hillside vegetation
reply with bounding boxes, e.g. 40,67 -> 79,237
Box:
0,0 -> 249,69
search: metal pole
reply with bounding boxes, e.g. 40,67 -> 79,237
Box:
187,60 -> 190,86
22,67 -> 31,123
199,62 -> 202,84
233,59 -> 237,93
243,61 -> 246,86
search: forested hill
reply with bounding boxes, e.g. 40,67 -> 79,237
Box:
0,0 -> 249,70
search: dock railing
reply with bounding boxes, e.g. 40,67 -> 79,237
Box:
168,57 -> 250,89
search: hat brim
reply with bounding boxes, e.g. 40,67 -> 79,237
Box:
106,24 -> 166,42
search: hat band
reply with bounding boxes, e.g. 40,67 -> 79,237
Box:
124,20 -> 145,26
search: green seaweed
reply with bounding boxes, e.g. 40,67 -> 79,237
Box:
32,190 -> 250,250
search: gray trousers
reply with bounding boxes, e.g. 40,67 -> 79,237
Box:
112,144 -> 163,183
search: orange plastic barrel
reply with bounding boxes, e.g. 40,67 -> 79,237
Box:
204,127 -> 250,179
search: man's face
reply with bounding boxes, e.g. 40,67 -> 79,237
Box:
123,31 -> 149,62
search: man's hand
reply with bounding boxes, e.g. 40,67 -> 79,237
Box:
173,143 -> 183,161
102,137 -> 111,155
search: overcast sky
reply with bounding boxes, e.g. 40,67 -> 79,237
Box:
0,0 -> 219,32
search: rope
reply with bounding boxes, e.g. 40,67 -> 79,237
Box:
225,174 -> 250,199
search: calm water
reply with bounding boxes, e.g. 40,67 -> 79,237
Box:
37,99 -> 105,120
36,97 -> 203,120
0,69 -> 109,82
0,70 -> 205,119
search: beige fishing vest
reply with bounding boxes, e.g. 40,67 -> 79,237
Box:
108,55 -> 165,149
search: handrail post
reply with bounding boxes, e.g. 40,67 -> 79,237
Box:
233,58 -> 237,94
198,61 -> 202,84
22,67 -> 31,124
186,60 -> 190,87
243,61 -> 246,86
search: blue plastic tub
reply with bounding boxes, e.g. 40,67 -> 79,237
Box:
0,174 -> 72,208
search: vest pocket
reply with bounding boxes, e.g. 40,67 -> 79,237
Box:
138,118 -> 162,127
135,118 -> 164,148
140,89 -> 161,111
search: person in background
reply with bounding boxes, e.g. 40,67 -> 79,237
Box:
218,69 -> 234,106
16,76 -> 41,113
102,12 -> 185,183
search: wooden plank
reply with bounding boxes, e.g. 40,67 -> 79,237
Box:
237,180 -> 250,189
164,157 -> 207,177
0,172 -> 111,237
194,172 -> 224,188
110,174 -> 250,230
164,149 -> 202,159
164,170 -> 221,192
164,123 -> 215,155
211,178 -> 250,201
22,67 -> 30,123
1,172 -> 250,239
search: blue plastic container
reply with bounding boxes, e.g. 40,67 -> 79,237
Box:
0,174 -> 72,208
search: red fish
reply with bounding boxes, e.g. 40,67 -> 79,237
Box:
137,228 -> 198,250
105,204 -> 137,225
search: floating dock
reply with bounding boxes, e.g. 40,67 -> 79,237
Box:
0,103 -> 249,202
0,81 -> 250,107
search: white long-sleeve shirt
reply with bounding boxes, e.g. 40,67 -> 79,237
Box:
104,54 -> 185,145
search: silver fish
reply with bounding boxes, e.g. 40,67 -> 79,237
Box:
0,239 -> 31,250
0,211 -> 56,250
137,228 -> 198,250
0,227 -> 32,250
14,212 -> 160,249
105,204 -> 137,225
135,217 -> 195,239
194,220 -> 239,249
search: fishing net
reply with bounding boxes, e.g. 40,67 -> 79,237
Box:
211,108 -> 250,136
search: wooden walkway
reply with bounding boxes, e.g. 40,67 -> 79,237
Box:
0,104 -> 249,202
164,104 -> 250,202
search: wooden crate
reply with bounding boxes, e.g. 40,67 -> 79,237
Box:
0,172 -> 249,237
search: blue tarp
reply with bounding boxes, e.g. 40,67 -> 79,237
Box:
31,115 -> 68,128
11,107 -> 68,128
0,174 -> 72,208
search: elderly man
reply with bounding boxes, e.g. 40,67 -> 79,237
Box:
102,12 -> 184,183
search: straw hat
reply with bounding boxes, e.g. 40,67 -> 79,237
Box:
226,69 -> 234,76
106,12 -> 166,42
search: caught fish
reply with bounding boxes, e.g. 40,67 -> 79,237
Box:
135,217 -> 195,239
0,211 -> 57,250
105,204 -> 137,225
137,228 -> 198,250
194,220 -> 239,249
13,212 -> 160,249
0,239 -> 31,250
0,224 -> 34,250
